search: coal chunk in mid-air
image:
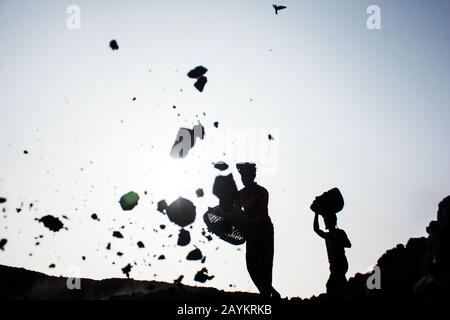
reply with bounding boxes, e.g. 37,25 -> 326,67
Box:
122,263 -> 132,278
119,191 -> 140,211
0,239 -> 7,251
113,231 -> 124,239
194,268 -> 214,283
110,40 -> 119,50
213,161 -> 229,171
91,213 -> 100,221
177,229 -> 191,246
166,197 -> 196,227
137,241 -> 145,248
38,215 -> 64,232
196,188 -> 204,198
186,248 -> 203,261
187,66 -> 208,79
194,76 -> 207,92
157,200 -> 168,213
0,198 -> 6,204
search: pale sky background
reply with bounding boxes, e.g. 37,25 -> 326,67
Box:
0,0 -> 450,298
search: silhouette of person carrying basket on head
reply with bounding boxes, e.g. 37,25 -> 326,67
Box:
311,187 -> 351,297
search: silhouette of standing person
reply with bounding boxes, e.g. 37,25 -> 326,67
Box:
311,188 -> 351,296
236,163 -> 280,299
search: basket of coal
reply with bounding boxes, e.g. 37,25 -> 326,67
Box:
203,174 -> 247,245
310,187 -> 344,217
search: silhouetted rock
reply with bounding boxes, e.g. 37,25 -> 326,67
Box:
194,268 -> 214,283
186,248 -> 203,261
345,195 -> 450,300
196,188 -> 204,198
157,200 -> 168,213
0,239 -> 7,251
213,121 -> 219,128
177,229 -> 191,246
187,66 -> 208,79
38,215 -> 64,232
119,191 -> 140,211
213,162 -> 229,171
0,198 -> 6,204
137,241 -> 145,248
194,76 -> 207,92
110,40 -> 119,50
158,255 -> 165,260
91,213 -> 100,221
112,231 -> 124,239
166,197 -> 196,227
122,264 -> 132,278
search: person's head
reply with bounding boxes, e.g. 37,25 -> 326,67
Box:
236,162 -> 256,187
324,213 -> 337,230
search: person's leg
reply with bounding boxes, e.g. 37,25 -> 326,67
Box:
258,222 -> 274,297
246,238 -> 262,293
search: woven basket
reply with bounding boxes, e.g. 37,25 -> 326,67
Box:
203,206 -> 246,245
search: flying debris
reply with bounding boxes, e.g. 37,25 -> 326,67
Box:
119,191 -> 140,211
177,229 -> 191,246
187,66 -> 208,78
157,200 -> 168,213
38,215 -> 65,232
122,263 -> 132,278
0,239 -> 7,251
196,189 -> 204,198
213,161 -> 229,171
110,40 -> 119,50
273,4 -> 287,15
0,198 -> 6,204
187,66 -> 208,92
137,241 -> 145,248
213,121 -> 219,128
194,268 -> 214,283
113,231 -> 124,239
194,77 -> 207,92
268,134 -> 274,140
165,197 -> 196,227
186,248 -> 203,261
170,123 -> 205,158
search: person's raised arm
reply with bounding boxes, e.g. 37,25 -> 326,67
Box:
313,213 -> 326,238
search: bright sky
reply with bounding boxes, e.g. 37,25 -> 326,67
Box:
0,0 -> 450,298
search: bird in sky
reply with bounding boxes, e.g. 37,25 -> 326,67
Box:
273,4 -> 287,15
